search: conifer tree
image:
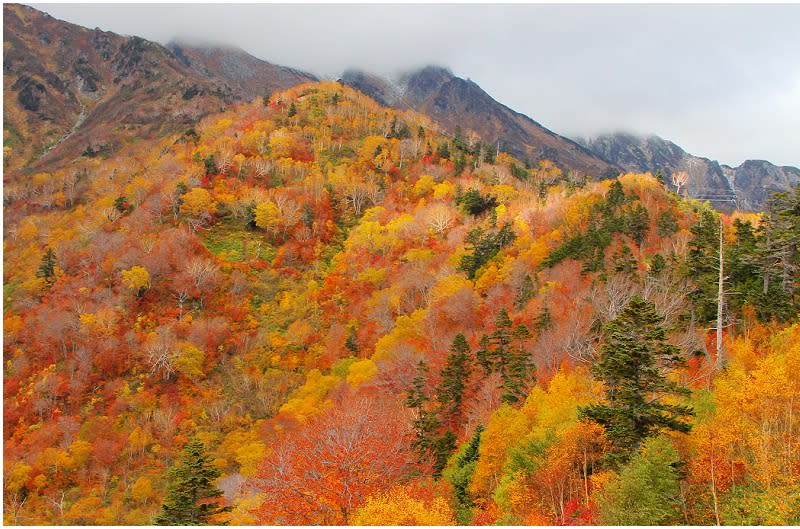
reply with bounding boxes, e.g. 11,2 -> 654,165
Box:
36,248 -> 57,286
476,309 -> 535,404
514,273 -> 536,309
406,361 -> 457,476
580,296 -> 692,467
437,334 -> 472,421
406,362 -> 440,457
444,425 -> 484,523
686,207 -> 721,323
154,439 -> 230,525
613,244 -> 637,275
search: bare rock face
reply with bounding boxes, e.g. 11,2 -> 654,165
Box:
726,160 -> 800,210
578,133 -> 799,211
166,42 -> 316,102
342,66 -> 618,179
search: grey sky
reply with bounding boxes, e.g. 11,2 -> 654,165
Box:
28,3 -> 800,167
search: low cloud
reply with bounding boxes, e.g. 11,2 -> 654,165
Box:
30,3 -> 800,167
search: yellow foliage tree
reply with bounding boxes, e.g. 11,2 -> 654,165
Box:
121,266 -> 150,293
346,359 -> 378,387
350,486 -> 456,525
279,369 -> 340,421
130,476 -> 155,504
180,187 -> 216,217
254,201 -> 281,231
470,404 -> 531,498
173,342 -> 206,378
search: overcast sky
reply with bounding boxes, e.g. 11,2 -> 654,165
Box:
28,3 -> 800,167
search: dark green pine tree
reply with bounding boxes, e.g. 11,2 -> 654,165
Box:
533,307 -> 552,332
444,424 -> 484,524
287,101 -> 297,117
514,273 -> 536,309
580,296 -> 693,468
406,362 -> 441,458
757,187 -> 800,319
624,202 -> 650,247
476,309 -> 535,405
344,325 -> 360,354
37,248 -> 57,286
437,334 -> 472,421
648,253 -> 667,277
504,323 -> 535,404
154,439 -> 231,525
685,207 -> 721,323
656,208 -> 679,238
605,179 -> 627,210
613,243 -> 638,276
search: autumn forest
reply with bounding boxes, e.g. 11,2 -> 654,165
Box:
4,5 -> 800,526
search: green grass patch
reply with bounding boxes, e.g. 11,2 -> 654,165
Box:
201,220 -> 275,263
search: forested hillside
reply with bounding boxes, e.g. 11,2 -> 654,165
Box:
4,80 -> 799,525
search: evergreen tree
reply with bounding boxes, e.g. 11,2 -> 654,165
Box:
154,439 -> 231,525
437,334 -> 472,421
605,179 -> 627,210
444,425 -> 484,524
656,208 -> 679,238
580,296 -> 693,467
406,361 -> 457,476
287,101 -> 297,117
458,223 -> 515,279
514,273 -> 536,309
344,325 -> 359,354
406,362 -> 440,459
476,309 -> 535,404
432,430 -> 457,478
533,307 -> 552,332
648,253 -> 667,276
37,248 -> 57,286
757,187 -> 800,318
624,203 -> 650,247
613,244 -> 637,275
686,207 -> 721,323
203,154 -> 217,177
597,436 -> 683,525
483,144 -> 496,164
436,141 -> 451,160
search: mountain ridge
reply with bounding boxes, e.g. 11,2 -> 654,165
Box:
577,132 -> 800,210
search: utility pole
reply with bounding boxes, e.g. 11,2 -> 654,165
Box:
715,218 -> 725,370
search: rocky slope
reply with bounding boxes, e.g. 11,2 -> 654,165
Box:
167,41 -> 316,102
341,67 -> 618,179
578,133 -> 799,210
3,4 -> 315,173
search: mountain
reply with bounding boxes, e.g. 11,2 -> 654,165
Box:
2,4 -> 315,173
577,132 -> 799,210
167,41 -> 315,101
341,66 -> 618,179
723,159 -> 800,210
